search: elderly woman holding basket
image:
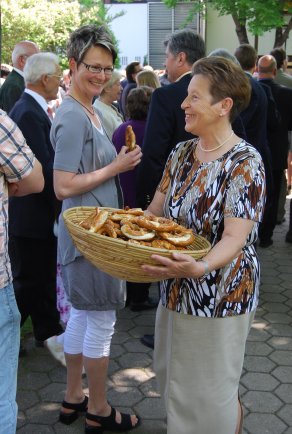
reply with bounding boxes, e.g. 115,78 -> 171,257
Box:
142,57 -> 266,434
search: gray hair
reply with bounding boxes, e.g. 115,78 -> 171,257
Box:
208,48 -> 240,65
24,52 -> 59,85
67,24 -> 117,65
164,29 -> 205,66
101,70 -> 122,92
12,41 -> 39,65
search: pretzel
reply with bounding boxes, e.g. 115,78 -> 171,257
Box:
96,220 -> 117,238
121,222 -> 156,240
159,228 -> 195,246
111,213 -> 140,222
80,208 -> 109,233
134,215 -> 179,232
151,239 -> 178,250
125,125 -> 136,151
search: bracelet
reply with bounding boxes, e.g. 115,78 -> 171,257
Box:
200,259 -> 210,276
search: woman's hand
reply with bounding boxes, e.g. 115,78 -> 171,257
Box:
111,145 -> 142,175
142,252 -> 206,280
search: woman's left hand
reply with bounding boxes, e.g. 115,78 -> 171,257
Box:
142,252 -> 205,279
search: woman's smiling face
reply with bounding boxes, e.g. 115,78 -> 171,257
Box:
181,74 -> 222,136
70,45 -> 114,98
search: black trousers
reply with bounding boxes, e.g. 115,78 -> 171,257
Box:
126,281 -> 151,304
259,169 -> 283,242
9,235 -> 63,341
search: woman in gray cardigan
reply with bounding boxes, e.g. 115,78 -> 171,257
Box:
51,25 -> 141,433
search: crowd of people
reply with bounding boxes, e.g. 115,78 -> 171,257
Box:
0,23 -> 291,434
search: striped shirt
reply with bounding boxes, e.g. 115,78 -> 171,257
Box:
0,109 -> 35,289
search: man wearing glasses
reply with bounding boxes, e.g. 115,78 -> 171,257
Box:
9,52 -> 64,355
0,40 -> 40,113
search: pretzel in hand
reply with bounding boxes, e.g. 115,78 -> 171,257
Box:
125,125 -> 136,151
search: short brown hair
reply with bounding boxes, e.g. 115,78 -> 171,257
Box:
270,47 -> 286,69
126,86 -> 153,120
234,44 -> 257,70
67,24 -> 117,65
192,56 -> 251,123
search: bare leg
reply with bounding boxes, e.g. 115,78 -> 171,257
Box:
61,353 -> 84,414
235,398 -> 243,434
84,355 -> 138,428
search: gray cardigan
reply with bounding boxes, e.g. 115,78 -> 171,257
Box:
51,97 -> 123,266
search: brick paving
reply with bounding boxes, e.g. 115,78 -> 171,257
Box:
16,198 -> 292,434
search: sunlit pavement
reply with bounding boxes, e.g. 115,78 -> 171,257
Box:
16,197 -> 292,434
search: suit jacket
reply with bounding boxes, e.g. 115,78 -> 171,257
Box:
136,73 -> 193,208
0,69 -> 24,113
135,73 -> 246,208
8,92 -> 60,239
258,78 -> 292,170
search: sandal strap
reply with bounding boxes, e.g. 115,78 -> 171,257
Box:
62,395 -> 88,411
86,407 -> 139,431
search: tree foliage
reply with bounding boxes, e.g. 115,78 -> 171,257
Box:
1,0 -> 80,67
1,0 -> 124,68
162,0 -> 292,47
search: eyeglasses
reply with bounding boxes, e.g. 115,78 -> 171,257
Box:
48,74 -> 62,81
80,61 -> 114,76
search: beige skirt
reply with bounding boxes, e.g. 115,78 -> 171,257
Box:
154,303 -> 255,434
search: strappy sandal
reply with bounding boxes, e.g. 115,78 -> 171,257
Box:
85,407 -> 141,433
59,395 -> 88,425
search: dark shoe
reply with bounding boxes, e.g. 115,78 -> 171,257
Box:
286,231 -> 292,243
59,396 -> 88,425
130,296 -> 158,312
19,341 -> 27,357
35,339 -> 45,348
259,239 -> 273,248
140,334 -> 154,349
85,407 -> 140,433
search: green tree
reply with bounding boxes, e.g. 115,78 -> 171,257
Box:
1,0 -> 124,68
162,0 -> 292,48
79,0 -> 125,67
1,0 -> 80,67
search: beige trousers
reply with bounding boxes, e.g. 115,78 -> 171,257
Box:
154,303 -> 254,434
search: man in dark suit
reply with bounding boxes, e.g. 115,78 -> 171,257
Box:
8,52 -> 63,350
137,30 -> 205,210
135,30 -> 205,347
234,44 -> 281,248
120,61 -> 143,117
257,54 -> 292,246
0,40 -> 39,113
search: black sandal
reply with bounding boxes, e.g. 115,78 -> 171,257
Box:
59,395 -> 88,425
85,407 -> 141,433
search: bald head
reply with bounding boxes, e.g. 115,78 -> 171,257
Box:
257,55 -> 277,78
12,41 -> 40,70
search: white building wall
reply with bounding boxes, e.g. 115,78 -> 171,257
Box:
106,4 -> 148,68
206,6 -> 292,56
107,3 -> 292,69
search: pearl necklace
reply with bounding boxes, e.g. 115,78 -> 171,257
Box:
68,94 -> 95,116
198,131 -> 234,153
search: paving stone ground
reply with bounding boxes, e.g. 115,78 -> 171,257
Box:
17,197 -> 292,434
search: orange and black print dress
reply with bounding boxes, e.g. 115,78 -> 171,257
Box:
157,138 -> 266,318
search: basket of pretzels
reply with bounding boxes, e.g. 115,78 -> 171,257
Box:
63,206 -> 211,283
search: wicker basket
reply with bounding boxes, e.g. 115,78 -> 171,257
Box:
63,206 -> 211,283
